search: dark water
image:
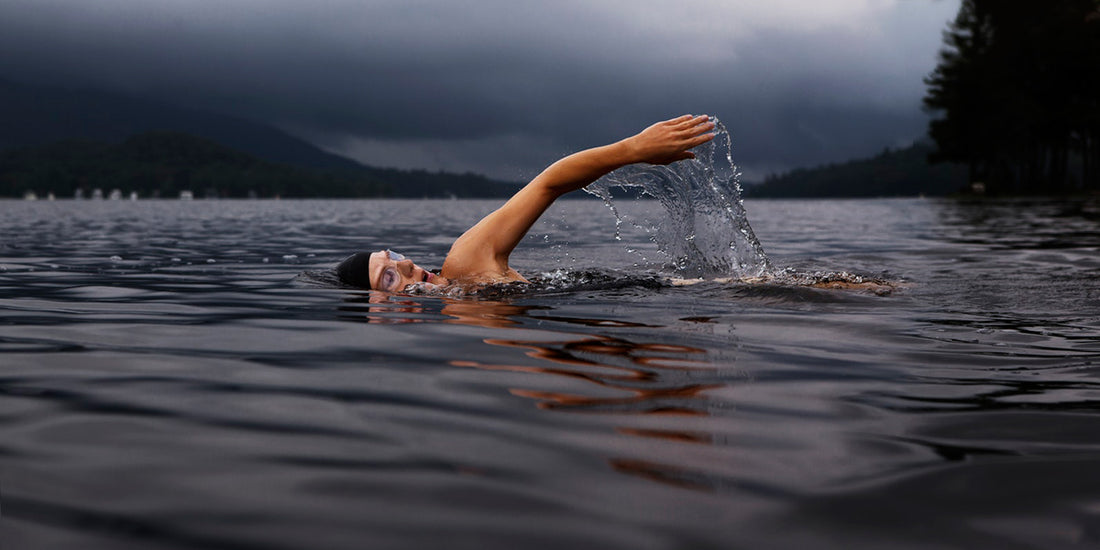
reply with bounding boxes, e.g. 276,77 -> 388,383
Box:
2,197 -> 1099,549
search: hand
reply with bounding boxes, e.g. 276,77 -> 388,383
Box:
623,114 -> 716,165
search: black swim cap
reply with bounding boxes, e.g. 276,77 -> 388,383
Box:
336,252 -> 374,288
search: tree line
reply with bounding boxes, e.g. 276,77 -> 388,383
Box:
0,131 -> 520,199
747,142 -> 967,198
0,131 -> 390,198
924,0 -> 1100,194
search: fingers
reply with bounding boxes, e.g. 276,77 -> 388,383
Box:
639,114 -> 716,165
691,118 -> 714,133
673,117 -> 715,150
671,116 -> 714,142
686,131 -> 716,147
664,114 -> 709,130
671,114 -> 710,129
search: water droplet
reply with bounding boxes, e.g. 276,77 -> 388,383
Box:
583,117 -> 769,278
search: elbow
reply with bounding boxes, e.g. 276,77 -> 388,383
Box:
527,177 -> 571,201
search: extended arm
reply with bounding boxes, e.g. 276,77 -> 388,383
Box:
440,115 -> 715,283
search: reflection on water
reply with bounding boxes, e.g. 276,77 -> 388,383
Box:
342,292 -> 739,491
343,294 -> 724,413
456,335 -> 717,416
455,330 -> 727,490
936,197 -> 1100,249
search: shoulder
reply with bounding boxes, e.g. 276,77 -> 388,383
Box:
440,236 -> 528,284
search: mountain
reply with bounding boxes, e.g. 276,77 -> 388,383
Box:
0,131 -> 391,198
0,78 -> 368,172
0,78 -> 522,197
745,142 -> 968,198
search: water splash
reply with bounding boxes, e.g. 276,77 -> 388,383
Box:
584,117 -> 770,278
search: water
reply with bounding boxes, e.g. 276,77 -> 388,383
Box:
2,196 -> 1100,549
585,117 -> 770,278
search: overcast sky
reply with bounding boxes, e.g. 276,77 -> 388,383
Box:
0,0 -> 960,181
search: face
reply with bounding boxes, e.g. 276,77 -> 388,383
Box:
369,250 -> 446,292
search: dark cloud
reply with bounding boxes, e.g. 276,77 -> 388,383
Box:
0,0 -> 959,179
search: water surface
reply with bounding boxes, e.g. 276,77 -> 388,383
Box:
1,197 -> 1099,549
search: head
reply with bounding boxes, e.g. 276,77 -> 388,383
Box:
336,250 -> 447,291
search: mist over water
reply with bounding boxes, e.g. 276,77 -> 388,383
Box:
586,118 -> 770,279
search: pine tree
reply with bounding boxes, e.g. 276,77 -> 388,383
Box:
924,0 -> 1100,194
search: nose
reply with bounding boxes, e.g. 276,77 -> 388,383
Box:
395,258 -> 416,276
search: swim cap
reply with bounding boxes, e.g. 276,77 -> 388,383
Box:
336,252 -> 374,288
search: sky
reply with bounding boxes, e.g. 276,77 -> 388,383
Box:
0,0 -> 961,181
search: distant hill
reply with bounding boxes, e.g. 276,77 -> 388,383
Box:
745,142 -> 968,198
0,78 -> 366,172
0,78 -> 522,197
0,131 -> 391,198
0,131 -> 528,199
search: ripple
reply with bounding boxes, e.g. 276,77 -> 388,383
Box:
3,198 -> 1100,550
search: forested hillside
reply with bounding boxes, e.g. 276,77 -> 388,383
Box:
746,143 -> 967,198
0,79 -> 522,198
924,0 -> 1099,193
0,132 -> 520,199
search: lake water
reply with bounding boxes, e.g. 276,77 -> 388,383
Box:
1,197 -> 1099,549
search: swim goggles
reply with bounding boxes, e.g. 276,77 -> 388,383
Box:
376,250 -> 407,292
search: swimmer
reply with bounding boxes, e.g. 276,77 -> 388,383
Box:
337,114 -> 716,291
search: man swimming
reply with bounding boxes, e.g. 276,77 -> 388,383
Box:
336,114 -> 716,292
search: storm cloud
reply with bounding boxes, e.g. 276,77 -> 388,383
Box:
0,0 -> 959,180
